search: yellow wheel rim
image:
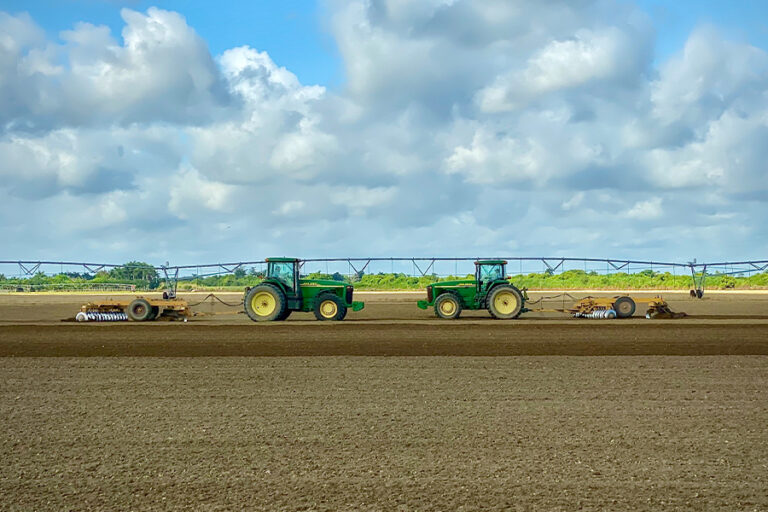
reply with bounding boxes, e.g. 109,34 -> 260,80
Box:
251,291 -> 277,316
439,299 -> 456,316
320,300 -> 338,319
493,291 -> 517,315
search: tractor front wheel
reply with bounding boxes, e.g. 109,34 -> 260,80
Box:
314,293 -> 347,321
434,293 -> 462,319
487,285 -> 524,319
244,284 -> 287,322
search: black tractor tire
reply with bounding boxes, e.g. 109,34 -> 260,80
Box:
313,293 -> 347,321
127,298 -> 153,321
275,309 -> 292,321
244,283 -> 287,322
613,296 -> 636,318
486,285 -> 524,319
434,293 -> 462,319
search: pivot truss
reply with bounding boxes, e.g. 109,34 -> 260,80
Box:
2,257 -> 767,298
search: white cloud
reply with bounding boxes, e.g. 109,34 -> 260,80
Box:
625,197 -> 663,219
561,192 -> 585,211
331,186 -> 396,216
478,26 -> 650,112
168,167 -> 237,220
1,8 -> 229,131
1,3 -> 768,263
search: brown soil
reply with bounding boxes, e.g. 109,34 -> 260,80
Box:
1,293 -> 767,510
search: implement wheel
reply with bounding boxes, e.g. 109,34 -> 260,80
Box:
434,293 -> 462,319
613,296 -> 636,318
487,285 -> 523,319
127,298 -> 152,321
244,284 -> 286,322
314,293 -> 347,321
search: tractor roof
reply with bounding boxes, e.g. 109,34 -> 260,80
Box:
475,260 -> 507,265
266,257 -> 300,263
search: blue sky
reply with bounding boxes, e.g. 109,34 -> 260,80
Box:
2,0 -> 341,85
636,0 -> 768,60
1,0 -> 767,263
7,0 -> 768,87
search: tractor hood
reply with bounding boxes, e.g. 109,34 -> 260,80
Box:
428,280 -> 476,288
299,279 -> 346,287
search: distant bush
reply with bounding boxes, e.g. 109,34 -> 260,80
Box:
4,262 -> 767,292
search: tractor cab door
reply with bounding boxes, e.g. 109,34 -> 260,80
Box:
476,263 -> 505,292
268,261 -> 299,296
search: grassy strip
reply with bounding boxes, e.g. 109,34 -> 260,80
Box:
4,269 -> 767,292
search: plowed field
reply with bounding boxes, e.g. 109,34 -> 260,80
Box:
1,292 -> 767,510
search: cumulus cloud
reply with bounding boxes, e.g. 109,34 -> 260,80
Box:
625,197 -> 663,219
0,7 -> 229,132
1,2 -> 767,263
477,26 -> 651,112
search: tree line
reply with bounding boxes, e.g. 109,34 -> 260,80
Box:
2,264 -> 767,291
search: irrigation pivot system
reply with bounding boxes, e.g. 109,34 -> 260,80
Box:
2,257 -> 767,298
5,255 -> 762,323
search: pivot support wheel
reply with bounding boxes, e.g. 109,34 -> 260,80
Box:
434,293 -> 462,319
244,284 -> 287,322
487,285 -> 524,319
314,293 -> 347,321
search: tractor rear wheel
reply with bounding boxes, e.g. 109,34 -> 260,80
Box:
613,296 -> 636,318
127,298 -> 153,321
487,285 -> 523,319
314,293 -> 347,321
434,293 -> 462,319
275,309 -> 292,321
244,284 -> 286,322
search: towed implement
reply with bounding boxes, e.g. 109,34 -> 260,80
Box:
567,295 -> 683,319
244,257 -> 364,322
527,294 -> 686,319
76,297 -> 192,322
417,260 -> 528,320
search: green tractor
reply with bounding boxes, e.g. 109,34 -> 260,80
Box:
244,258 -> 364,322
416,260 -> 528,320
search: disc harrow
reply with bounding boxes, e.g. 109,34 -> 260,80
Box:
75,297 -> 192,322
526,294 -> 686,320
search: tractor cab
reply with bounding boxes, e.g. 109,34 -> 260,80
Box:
475,260 -> 507,291
266,258 -> 300,294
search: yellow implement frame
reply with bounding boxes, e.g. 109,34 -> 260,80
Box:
528,294 -> 685,319
79,297 -> 192,321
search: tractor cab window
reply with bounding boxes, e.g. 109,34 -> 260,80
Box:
478,264 -> 504,283
269,262 -> 296,290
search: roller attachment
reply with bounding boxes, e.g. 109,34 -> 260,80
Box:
77,311 -> 128,322
573,309 -> 617,319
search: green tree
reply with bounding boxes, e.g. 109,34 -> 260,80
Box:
109,261 -> 158,282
